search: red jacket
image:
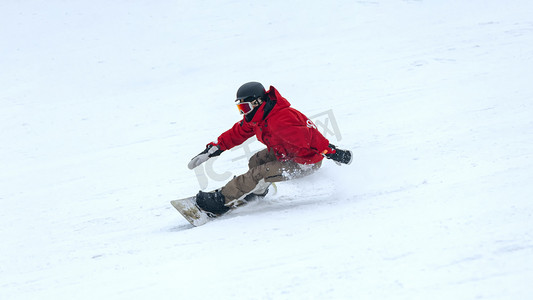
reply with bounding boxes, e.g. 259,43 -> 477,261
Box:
216,86 -> 330,164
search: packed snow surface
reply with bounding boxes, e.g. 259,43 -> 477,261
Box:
1,1 -> 533,299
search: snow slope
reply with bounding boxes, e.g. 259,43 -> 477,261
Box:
1,1 -> 533,299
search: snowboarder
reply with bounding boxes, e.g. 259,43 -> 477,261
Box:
187,82 -> 352,215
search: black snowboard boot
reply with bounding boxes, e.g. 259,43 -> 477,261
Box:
195,190 -> 230,215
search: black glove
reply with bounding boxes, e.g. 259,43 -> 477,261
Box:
324,144 -> 353,165
187,143 -> 224,169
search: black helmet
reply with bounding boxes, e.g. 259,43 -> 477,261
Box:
236,82 -> 266,102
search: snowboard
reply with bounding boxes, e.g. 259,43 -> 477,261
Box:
170,195 -> 244,227
171,184 -> 277,227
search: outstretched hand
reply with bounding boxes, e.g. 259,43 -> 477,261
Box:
187,143 -> 224,170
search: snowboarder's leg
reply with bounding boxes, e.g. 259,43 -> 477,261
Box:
242,148 -> 278,199
248,148 -> 278,169
195,149 -> 321,214
221,159 -> 322,203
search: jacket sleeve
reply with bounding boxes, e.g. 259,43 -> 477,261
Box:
216,120 -> 255,151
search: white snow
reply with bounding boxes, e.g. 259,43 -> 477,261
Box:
2,1 -> 533,299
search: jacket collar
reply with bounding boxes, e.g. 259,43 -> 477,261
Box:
244,86 -> 290,124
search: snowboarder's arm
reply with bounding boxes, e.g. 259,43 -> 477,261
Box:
187,120 -> 254,169
216,120 -> 254,150
273,113 -> 330,156
272,113 -> 352,165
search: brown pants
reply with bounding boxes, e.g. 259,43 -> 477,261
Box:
221,148 -> 322,202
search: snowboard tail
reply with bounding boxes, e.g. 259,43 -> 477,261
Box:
170,196 -> 212,226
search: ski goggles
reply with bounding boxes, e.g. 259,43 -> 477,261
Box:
236,98 -> 261,115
